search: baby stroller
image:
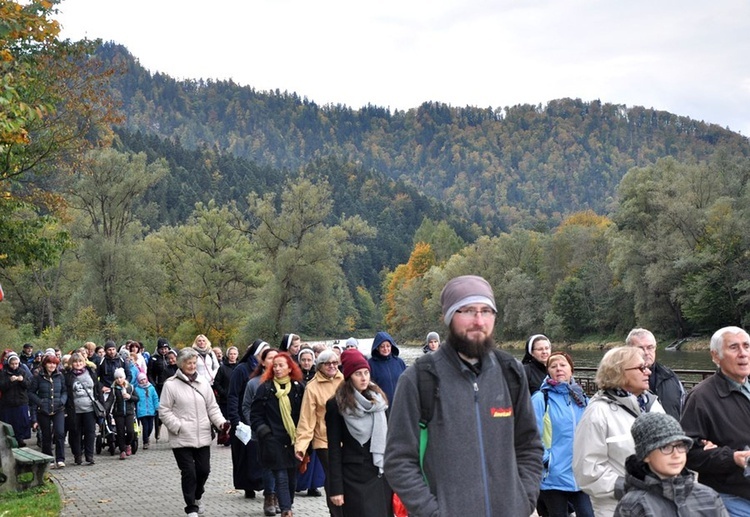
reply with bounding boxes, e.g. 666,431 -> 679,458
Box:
95,394 -> 140,456
96,395 -> 117,455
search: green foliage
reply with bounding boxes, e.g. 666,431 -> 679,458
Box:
172,319 -> 200,348
413,218 -> 466,264
354,285 -> 380,331
0,200 -> 69,269
153,200 -> 261,345
62,306 -> 102,342
66,148 -> 168,317
612,156 -> 750,335
247,175 -> 375,338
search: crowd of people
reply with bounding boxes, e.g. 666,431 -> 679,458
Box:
0,338 -> 178,466
5,275 -> 750,517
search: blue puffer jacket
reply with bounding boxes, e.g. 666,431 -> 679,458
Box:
531,378 -> 588,491
367,331 -> 406,405
29,370 -> 67,417
134,383 -> 160,418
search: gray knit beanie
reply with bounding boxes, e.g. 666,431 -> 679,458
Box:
425,332 -> 440,344
631,412 -> 693,460
440,275 -> 497,326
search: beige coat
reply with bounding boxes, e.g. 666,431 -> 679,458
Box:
294,369 -> 344,453
159,369 -> 226,449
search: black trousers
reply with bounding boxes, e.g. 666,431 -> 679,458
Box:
173,446 -> 211,515
69,411 -> 97,461
113,413 -> 134,453
37,411 -> 65,462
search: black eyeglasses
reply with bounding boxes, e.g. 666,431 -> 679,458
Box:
455,308 -> 496,318
624,364 -> 650,373
322,361 -> 339,367
658,442 -> 689,455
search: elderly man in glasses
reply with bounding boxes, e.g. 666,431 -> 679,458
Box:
294,349 -> 345,516
626,328 -> 685,420
385,275 -> 543,517
681,326 -> 750,516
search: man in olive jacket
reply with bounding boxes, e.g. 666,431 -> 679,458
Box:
384,275 -> 543,517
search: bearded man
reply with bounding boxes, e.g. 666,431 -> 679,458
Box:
384,275 -> 543,517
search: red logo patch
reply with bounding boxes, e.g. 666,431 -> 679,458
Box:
491,407 -> 513,417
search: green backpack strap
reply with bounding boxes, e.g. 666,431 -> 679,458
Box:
415,354 -> 439,485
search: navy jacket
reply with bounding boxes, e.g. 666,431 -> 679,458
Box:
368,331 -> 406,405
29,370 -> 67,417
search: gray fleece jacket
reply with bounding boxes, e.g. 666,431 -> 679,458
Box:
384,343 -> 543,517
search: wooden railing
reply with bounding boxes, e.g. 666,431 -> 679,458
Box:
573,367 -> 715,396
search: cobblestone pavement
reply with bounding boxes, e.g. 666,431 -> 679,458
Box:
50,439 -> 330,517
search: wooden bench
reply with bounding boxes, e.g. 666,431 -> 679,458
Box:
0,421 -> 53,492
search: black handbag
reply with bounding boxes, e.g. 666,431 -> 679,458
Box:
86,389 -> 106,418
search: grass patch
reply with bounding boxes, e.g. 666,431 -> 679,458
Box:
0,480 -> 61,517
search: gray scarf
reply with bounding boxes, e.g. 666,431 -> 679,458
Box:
342,390 -> 388,474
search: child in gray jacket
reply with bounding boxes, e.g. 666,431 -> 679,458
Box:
615,412 -> 728,517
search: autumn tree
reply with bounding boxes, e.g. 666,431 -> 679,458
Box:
383,242 -> 436,333
412,217 -> 465,264
1,1 -> 119,327
543,211 -> 632,337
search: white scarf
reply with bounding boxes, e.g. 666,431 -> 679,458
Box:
342,390 -> 388,474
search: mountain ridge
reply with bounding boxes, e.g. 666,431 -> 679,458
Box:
98,41 -> 750,232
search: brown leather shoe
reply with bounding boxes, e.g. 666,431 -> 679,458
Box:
263,495 -> 275,517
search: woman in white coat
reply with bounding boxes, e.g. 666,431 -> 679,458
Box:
159,347 -> 229,517
191,334 -> 220,385
572,346 -> 664,517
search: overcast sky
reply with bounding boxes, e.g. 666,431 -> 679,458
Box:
57,0 -> 750,136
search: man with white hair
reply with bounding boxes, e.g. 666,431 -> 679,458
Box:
626,327 -> 685,419
384,275 -> 543,517
680,326 -> 750,515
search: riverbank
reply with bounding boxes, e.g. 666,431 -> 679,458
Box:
398,336 -> 711,352
496,337 -> 711,352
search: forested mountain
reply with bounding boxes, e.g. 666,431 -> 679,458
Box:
99,43 -> 750,232
115,130 -> 474,292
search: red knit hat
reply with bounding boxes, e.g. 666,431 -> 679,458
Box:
341,349 -> 370,380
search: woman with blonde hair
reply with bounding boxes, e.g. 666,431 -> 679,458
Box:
572,346 -> 664,517
192,334 -> 219,385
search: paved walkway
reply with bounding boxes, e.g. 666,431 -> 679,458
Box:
50,440 -> 330,517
